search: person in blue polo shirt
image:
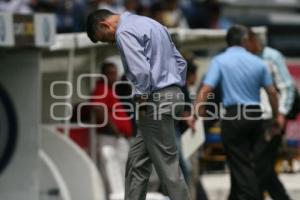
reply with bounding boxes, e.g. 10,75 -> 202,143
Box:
196,25 -> 282,200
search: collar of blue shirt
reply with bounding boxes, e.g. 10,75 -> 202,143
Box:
226,46 -> 247,53
116,12 -> 131,31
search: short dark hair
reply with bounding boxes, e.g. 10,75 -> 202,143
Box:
187,62 -> 197,75
226,24 -> 249,47
247,27 -> 257,40
86,9 -> 115,43
101,62 -> 116,75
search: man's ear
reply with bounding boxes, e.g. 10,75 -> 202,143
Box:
99,21 -> 109,29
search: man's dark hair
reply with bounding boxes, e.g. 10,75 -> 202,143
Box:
101,62 -> 116,75
86,9 -> 115,43
247,27 -> 257,40
226,24 -> 249,47
187,62 -> 197,75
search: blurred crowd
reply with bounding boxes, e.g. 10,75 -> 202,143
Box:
0,0 -> 232,33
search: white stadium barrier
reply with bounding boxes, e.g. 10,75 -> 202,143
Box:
39,149 -> 71,200
41,126 -> 106,200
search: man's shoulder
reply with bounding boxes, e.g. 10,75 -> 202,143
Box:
264,46 -> 279,54
220,48 -> 265,67
213,50 -> 227,60
263,46 -> 282,59
213,49 -> 240,63
128,13 -> 158,25
247,51 -> 264,63
234,48 -> 264,64
249,53 -> 268,72
117,13 -> 154,32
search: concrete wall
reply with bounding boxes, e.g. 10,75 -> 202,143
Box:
0,49 -> 40,200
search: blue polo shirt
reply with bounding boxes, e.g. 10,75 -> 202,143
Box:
204,46 -> 273,107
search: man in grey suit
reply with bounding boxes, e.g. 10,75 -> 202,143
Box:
86,9 -> 191,200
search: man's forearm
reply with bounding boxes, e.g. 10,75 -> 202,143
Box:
195,85 -> 213,116
269,94 -> 279,118
266,86 -> 279,118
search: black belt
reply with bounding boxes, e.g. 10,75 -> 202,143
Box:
134,84 -> 181,101
225,104 -> 261,111
224,104 -> 262,118
150,84 -> 181,94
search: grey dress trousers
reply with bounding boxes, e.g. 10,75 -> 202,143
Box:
124,86 -> 191,200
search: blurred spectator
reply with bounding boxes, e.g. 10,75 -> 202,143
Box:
178,62 -> 197,134
151,2 -> 166,26
103,55 -> 125,79
176,63 -> 196,184
91,62 -> 133,138
0,0 -> 87,32
124,0 -> 139,13
182,0 -> 208,28
4,0 -> 89,33
205,0 -> 232,29
151,0 -> 189,28
177,61 -> 209,200
56,0 -> 87,33
116,74 -> 138,137
136,4 -> 151,17
0,0 -> 33,14
163,0 -> 189,28
182,0 -> 232,29
96,0 -> 124,14
91,62 -> 133,196
30,0 -> 58,13
245,28 -> 293,200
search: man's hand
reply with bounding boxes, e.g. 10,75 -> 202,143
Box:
272,114 -> 286,135
197,106 -> 206,117
194,104 -> 205,117
186,115 -> 196,132
195,85 -> 213,117
182,111 -> 196,132
134,94 -> 148,104
134,94 -> 148,118
276,114 -> 286,129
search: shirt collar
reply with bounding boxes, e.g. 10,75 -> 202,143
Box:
116,11 -> 131,31
226,46 -> 246,52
